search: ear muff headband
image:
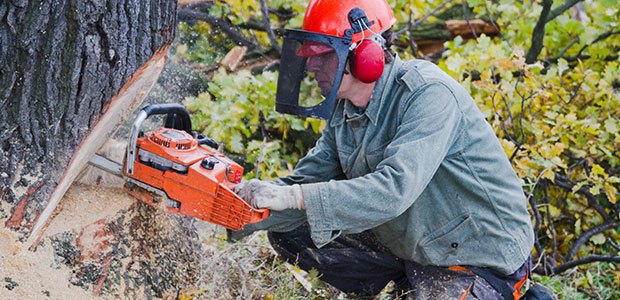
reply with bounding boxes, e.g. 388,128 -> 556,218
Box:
348,19 -> 386,83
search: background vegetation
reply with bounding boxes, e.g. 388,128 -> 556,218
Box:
172,0 -> 619,298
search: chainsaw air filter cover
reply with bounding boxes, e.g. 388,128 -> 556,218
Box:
149,128 -> 198,150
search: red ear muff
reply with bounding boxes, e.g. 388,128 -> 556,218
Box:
350,39 -> 385,83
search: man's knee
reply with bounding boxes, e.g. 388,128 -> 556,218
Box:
267,226 -> 316,263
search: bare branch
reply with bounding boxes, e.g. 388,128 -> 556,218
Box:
259,0 -> 281,53
568,220 -> 620,260
513,76 -> 531,144
554,173 -> 612,222
552,255 -> 620,274
480,5 -> 508,46
178,8 -> 258,50
415,0 -> 451,28
394,0 -> 451,36
525,0 -> 553,64
567,75 -> 586,104
555,37 -> 580,59
489,84 -> 523,160
543,184 -> 559,261
545,0 -> 586,23
500,93 -> 516,135
546,53 -> 619,64
546,31 -> 620,63
407,10 -> 420,58
268,8 -> 295,19
462,0 -> 478,38
607,237 -> 620,252
536,2 -> 620,64
575,30 -> 620,58
526,191 -> 543,256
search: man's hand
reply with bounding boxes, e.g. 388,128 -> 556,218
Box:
234,179 -> 304,211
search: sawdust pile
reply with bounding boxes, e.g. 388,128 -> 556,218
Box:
0,182 -> 244,299
0,184 -> 131,299
0,183 -> 294,299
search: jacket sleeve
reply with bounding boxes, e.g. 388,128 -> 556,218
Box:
228,118 -> 345,240
301,82 -> 464,247
276,123 -> 346,186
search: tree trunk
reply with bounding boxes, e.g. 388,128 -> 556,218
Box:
0,1 -> 211,297
0,0 -> 175,234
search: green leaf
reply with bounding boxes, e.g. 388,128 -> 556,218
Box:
228,134 -> 244,153
445,53 -> 466,73
572,181 -> 588,193
604,118 -> 618,134
476,34 -> 491,50
590,233 -> 606,245
591,164 -> 608,177
557,58 -> 569,75
589,185 -> 601,196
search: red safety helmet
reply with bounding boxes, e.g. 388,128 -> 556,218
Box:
275,0 -> 396,119
301,0 -> 396,56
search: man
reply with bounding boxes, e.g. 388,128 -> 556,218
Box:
232,0 -> 535,299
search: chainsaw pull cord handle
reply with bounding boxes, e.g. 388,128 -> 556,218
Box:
126,103 -> 193,175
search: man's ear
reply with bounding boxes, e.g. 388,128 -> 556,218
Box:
343,58 -> 351,75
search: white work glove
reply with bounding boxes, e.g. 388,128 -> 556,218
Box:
234,179 -> 304,211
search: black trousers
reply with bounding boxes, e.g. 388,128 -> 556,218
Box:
268,225 -> 528,299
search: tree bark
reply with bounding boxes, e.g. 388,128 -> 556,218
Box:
0,0 -> 175,234
0,1 -> 214,297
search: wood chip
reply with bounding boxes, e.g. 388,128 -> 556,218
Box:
220,46 -> 248,72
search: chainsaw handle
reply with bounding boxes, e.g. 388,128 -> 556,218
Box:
142,103 -> 192,134
126,103 -> 192,175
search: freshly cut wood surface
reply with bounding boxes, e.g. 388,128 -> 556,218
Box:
29,46 -> 169,248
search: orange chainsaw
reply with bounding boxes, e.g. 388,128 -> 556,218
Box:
89,103 -> 269,230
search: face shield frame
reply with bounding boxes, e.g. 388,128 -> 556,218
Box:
275,29 -> 353,119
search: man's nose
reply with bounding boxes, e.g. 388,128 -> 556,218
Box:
306,56 -> 321,71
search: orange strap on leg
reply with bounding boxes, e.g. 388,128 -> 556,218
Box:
459,282 -> 474,300
512,264 -> 529,299
449,265 -> 475,274
449,266 -> 475,299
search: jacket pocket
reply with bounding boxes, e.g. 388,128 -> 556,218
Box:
418,213 -> 479,263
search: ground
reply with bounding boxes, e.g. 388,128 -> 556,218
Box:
0,185 -> 130,298
0,182 -> 331,299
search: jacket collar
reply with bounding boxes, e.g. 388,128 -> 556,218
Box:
330,55 -> 403,127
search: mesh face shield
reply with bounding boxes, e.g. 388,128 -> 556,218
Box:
275,29 -> 352,119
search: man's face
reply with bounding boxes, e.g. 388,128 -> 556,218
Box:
306,51 -> 340,97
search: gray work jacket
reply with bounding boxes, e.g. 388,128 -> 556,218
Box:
236,55 -> 534,275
